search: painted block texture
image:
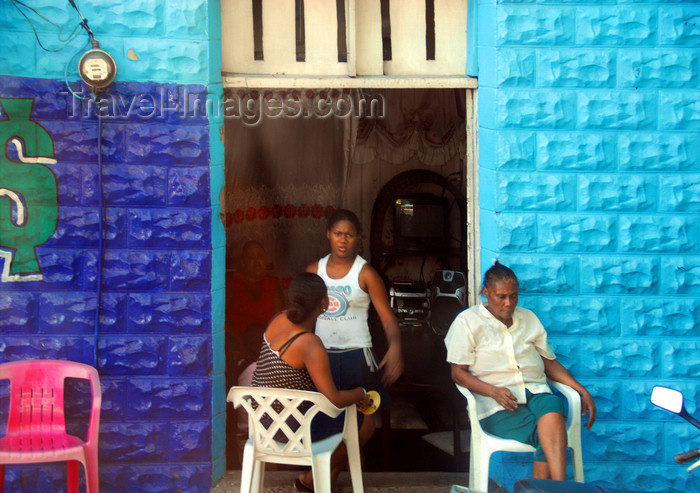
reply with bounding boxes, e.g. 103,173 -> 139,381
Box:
478,2 -> 700,492
0,73 -> 213,492
0,0 -> 229,489
0,0 -> 218,84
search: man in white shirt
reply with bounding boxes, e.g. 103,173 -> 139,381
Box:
445,262 -> 596,481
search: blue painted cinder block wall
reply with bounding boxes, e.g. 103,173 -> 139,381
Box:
474,1 -> 700,492
2,0 -> 699,491
0,0 -> 225,491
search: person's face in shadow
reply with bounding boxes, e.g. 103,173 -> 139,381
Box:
241,243 -> 268,282
482,279 -> 518,327
327,220 -> 359,259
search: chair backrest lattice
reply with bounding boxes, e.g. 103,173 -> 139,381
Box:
18,387 -> 61,427
10,385 -> 66,437
231,387 -> 343,459
0,360 -> 101,442
0,360 -> 102,493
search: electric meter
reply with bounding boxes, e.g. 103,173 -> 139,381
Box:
79,40 -> 117,93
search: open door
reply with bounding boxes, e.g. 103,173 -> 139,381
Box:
222,87 -> 474,470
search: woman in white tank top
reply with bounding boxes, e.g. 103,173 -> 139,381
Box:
306,209 -> 404,402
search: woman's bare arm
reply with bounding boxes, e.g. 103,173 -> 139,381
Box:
450,364 -> 519,411
360,265 -> 403,385
301,334 -> 365,408
542,356 -> 596,429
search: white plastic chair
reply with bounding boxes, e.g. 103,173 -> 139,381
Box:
456,379 -> 584,492
227,386 -> 364,493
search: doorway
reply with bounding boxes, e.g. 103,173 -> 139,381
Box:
221,87 -> 476,471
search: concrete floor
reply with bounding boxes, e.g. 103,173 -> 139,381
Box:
211,470 -> 477,492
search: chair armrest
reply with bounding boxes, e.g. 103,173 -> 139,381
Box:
228,386 -> 346,419
547,379 -> 581,431
455,384 -> 479,424
342,403 -> 359,438
86,367 -> 102,445
458,380 -> 581,423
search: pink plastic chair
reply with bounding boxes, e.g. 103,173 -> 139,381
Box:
0,359 -> 102,493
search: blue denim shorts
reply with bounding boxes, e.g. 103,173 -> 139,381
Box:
327,347 -> 391,408
309,348 -> 373,441
311,346 -> 400,440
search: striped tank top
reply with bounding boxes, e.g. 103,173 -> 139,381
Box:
252,331 -> 316,391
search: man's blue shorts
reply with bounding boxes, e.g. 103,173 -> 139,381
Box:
479,390 -> 566,461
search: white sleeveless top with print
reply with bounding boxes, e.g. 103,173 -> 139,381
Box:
315,254 -> 372,349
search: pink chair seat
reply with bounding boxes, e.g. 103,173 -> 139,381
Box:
0,359 -> 101,493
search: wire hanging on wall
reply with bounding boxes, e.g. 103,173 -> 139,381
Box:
67,0 -> 94,41
10,0 -> 83,52
64,0 -> 107,368
13,0 -> 112,367
94,109 -> 105,368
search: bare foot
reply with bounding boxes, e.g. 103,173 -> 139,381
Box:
295,474 -> 314,492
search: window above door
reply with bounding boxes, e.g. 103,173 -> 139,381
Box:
221,0 -> 469,81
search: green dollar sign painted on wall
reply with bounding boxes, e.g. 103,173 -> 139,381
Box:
0,98 -> 58,281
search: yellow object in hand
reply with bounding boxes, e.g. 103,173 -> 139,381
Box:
361,390 -> 381,415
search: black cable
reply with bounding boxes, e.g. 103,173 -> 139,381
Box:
68,0 -> 94,40
94,108 -> 104,368
11,0 -> 83,52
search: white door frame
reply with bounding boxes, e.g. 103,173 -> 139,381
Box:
222,76 -> 480,305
